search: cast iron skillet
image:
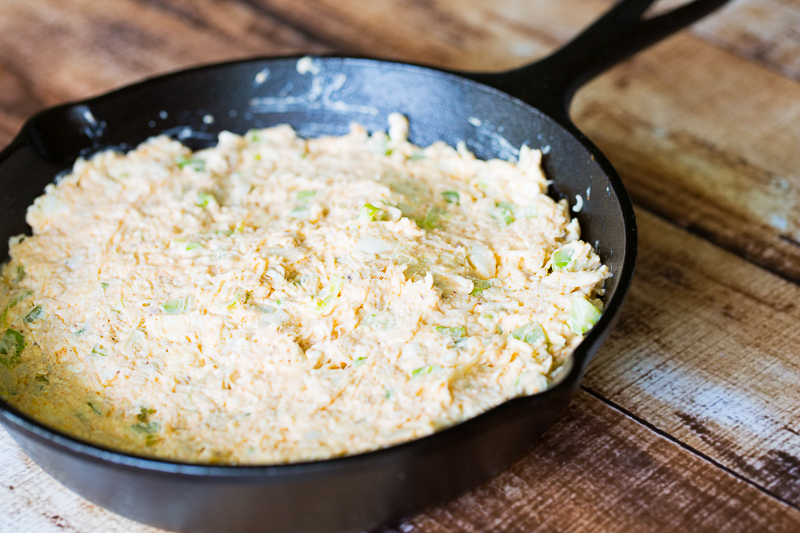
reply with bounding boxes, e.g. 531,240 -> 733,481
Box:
0,1 -> 729,531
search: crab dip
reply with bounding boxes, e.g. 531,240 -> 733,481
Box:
0,114 -> 609,464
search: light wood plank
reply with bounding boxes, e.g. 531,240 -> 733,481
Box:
584,207 -> 800,505
691,0 -> 800,81
4,391 -> 799,533
0,427 -> 164,533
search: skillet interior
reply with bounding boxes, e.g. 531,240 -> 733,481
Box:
0,56 -> 635,533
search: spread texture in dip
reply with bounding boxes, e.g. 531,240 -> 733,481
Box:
0,114 -> 609,464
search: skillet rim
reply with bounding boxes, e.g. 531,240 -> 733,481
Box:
0,54 -> 637,476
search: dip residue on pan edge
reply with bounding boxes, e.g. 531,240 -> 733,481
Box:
0,114 -> 609,464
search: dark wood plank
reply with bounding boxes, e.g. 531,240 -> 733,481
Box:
389,391 -> 800,533
0,0 -> 331,102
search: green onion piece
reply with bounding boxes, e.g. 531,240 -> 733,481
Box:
87,402 -> 102,416
314,276 -> 345,314
511,322 -> 546,345
91,344 -> 107,357
417,208 -> 443,230
353,357 -> 367,368
131,421 -> 159,434
196,192 -> 216,207
442,191 -> 460,205
138,407 -> 156,422
567,295 -> 602,335
145,435 -> 160,447
247,131 -> 262,142
491,201 -> 515,226
24,305 -> 44,323
470,280 -> 491,296
162,297 -> 189,315
0,289 -> 33,326
0,329 -> 25,368
412,365 -> 439,377
34,374 -> 49,384
552,250 -> 573,270
297,190 -> 316,202
177,157 -> 205,171
185,241 -> 204,252
100,282 -> 109,289
12,265 -> 25,284
435,326 -> 466,339
359,203 -> 383,222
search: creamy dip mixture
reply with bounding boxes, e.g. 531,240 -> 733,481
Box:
0,114 -> 609,464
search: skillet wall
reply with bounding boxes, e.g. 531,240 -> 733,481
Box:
0,57 -> 628,303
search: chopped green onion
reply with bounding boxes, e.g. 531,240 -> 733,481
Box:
436,326 -> 466,339
313,276 -> 344,314
552,250 -> 573,270
491,201 -> 515,226
442,191 -> 460,205
0,289 -> 33,326
0,329 -> 25,368
511,322 -> 546,345
353,357 -> 367,368
137,407 -> 156,422
131,421 -> 159,434
87,402 -> 102,416
34,374 -> 49,384
247,131 -> 262,142
100,282 -> 109,289
470,280 -> 491,296
297,190 -> 316,202
91,344 -> 107,357
145,435 -> 160,447
359,203 -> 383,222
196,191 -> 216,207
162,297 -> 189,315
24,305 -> 44,323
417,208 -> 444,230
185,241 -> 204,252
177,157 -> 204,171
567,295 -> 602,335
412,365 -> 439,377
12,265 -> 25,284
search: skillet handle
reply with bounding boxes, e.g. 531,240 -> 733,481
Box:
461,0 -> 731,125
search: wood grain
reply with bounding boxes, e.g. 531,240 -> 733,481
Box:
584,207 -> 800,505
0,0 -> 331,126
392,391 -> 800,533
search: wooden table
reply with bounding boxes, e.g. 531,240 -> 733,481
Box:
2,0 -> 800,531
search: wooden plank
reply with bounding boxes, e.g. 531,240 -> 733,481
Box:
395,392 -> 800,533
583,207 -> 800,505
0,427 -> 161,533
3,391 -> 799,533
691,0 -> 800,82
0,0 -> 331,102
0,62 -> 63,147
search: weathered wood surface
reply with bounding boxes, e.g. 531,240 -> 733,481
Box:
2,0 -> 800,531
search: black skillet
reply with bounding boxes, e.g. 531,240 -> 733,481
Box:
0,1 -> 730,531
